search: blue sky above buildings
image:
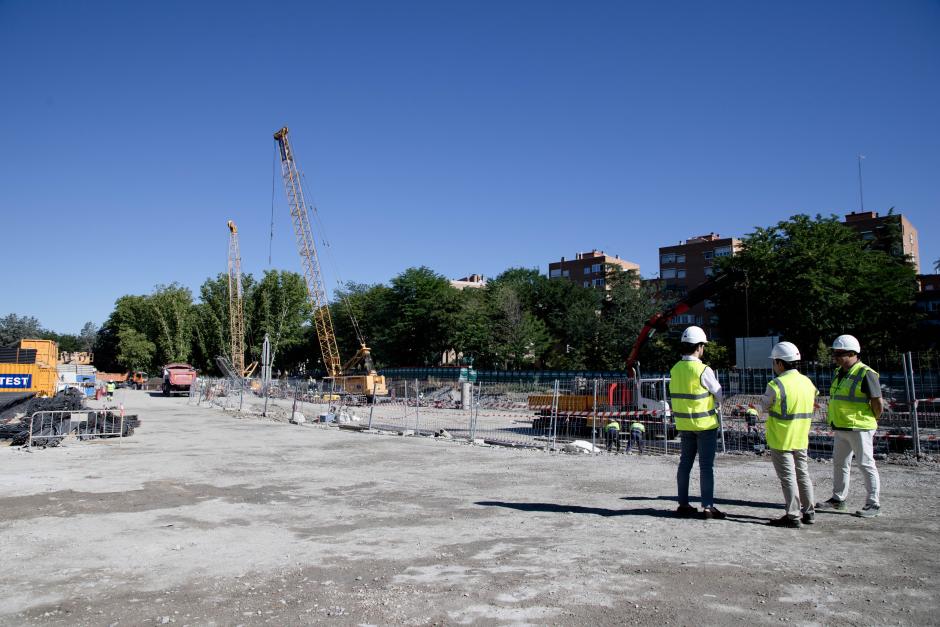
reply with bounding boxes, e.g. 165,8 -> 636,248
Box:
1,0 -> 938,333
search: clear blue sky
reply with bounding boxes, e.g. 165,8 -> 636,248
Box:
2,0 -> 938,334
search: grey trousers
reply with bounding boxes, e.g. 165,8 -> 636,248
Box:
831,430 -> 880,506
771,448 -> 815,520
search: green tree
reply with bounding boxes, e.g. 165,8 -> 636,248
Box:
715,214 -> 918,355
116,327 -> 156,371
0,313 -> 44,346
490,284 -> 551,369
384,267 -> 461,366
246,270 -> 310,373
148,284 -> 195,364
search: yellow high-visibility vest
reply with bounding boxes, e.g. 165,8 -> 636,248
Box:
766,371 -> 817,451
669,360 -> 718,431
606,420 -> 620,432
828,361 -> 878,431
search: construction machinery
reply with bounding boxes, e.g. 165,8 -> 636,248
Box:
226,220 -> 257,379
531,271 -> 744,439
162,363 -> 197,396
273,126 -> 387,399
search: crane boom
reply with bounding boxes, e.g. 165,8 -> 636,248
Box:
273,127 -> 343,378
227,220 -> 246,376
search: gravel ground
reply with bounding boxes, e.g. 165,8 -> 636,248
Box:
0,390 -> 938,626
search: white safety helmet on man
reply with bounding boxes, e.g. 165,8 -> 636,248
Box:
770,341 -> 801,362
832,334 -> 861,353
680,325 -> 708,344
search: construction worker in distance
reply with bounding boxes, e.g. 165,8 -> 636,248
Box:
626,420 -> 645,454
816,334 -> 883,518
106,380 -> 116,402
745,406 -> 759,435
759,342 -> 818,528
605,417 -> 621,453
670,326 -> 725,520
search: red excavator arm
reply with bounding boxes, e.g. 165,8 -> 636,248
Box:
625,270 -> 744,375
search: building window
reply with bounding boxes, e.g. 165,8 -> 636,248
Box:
661,268 -> 677,279
583,280 -> 590,288
676,254 -> 686,264
704,299 -> 715,310
704,267 -> 714,277
550,268 -> 561,278
714,246 -> 732,257
860,231 -> 875,241
562,270 -> 569,277
660,253 -> 676,265
592,263 -> 602,273
593,278 -> 606,288
674,314 -> 696,325
677,269 -> 686,279
584,267 -> 591,275
703,251 -> 714,260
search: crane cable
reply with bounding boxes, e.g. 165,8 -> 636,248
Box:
295,163 -> 368,349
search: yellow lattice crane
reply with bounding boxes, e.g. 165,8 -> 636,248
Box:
227,220 -> 256,379
273,126 -> 387,398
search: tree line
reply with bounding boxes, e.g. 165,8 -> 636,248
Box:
2,213 -> 926,375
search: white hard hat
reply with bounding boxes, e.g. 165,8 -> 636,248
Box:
832,334 -> 861,353
681,325 -> 707,344
770,341 -> 801,361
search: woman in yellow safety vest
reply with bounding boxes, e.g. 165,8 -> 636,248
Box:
759,342 -> 818,528
669,326 -> 724,520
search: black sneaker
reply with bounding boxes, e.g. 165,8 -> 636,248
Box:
801,511 -> 815,525
855,504 -> 881,518
767,515 -> 802,528
702,506 -> 726,520
676,504 -> 697,518
815,497 -> 847,511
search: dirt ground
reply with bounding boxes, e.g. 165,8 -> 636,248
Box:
1,391 -> 938,626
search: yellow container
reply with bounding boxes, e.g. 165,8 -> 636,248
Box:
19,339 -> 59,368
0,363 -> 58,397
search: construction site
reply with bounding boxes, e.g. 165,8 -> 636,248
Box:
0,125 -> 937,625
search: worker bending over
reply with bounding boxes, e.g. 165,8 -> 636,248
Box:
626,420 -> 645,453
605,418 -> 621,453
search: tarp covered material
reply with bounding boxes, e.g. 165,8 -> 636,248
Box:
0,388 -> 84,424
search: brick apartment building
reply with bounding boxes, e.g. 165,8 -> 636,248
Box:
658,233 -> 742,337
842,210 -> 920,272
548,250 -> 640,291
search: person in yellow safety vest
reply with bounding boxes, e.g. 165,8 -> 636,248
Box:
626,421 -> 645,454
106,381 -> 116,402
759,342 -> 818,528
816,334 -> 883,518
605,418 -> 621,453
669,326 -> 725,520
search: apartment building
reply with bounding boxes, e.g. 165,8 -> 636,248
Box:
548,250 -> 640,291
658,233 -> 741,337
842,211 -> 920,272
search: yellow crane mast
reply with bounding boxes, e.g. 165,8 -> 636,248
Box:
227,220 -> 247,377
273,126 -> 386,398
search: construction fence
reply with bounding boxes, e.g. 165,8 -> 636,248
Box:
187,352 -> 940,459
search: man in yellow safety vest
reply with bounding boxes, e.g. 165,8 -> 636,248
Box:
106,381 -> 116,402
626,420 -> 645,453
759,342 -> 818,528
605,418 -> 621,453
816,334 -> 883,518
669,326 -> 724,520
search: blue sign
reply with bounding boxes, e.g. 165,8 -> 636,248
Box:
0,374 -> 32,389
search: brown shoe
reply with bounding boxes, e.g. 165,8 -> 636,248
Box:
676,504 -> 698,518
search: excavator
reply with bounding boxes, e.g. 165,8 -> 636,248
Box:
273,126 -> 387,399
